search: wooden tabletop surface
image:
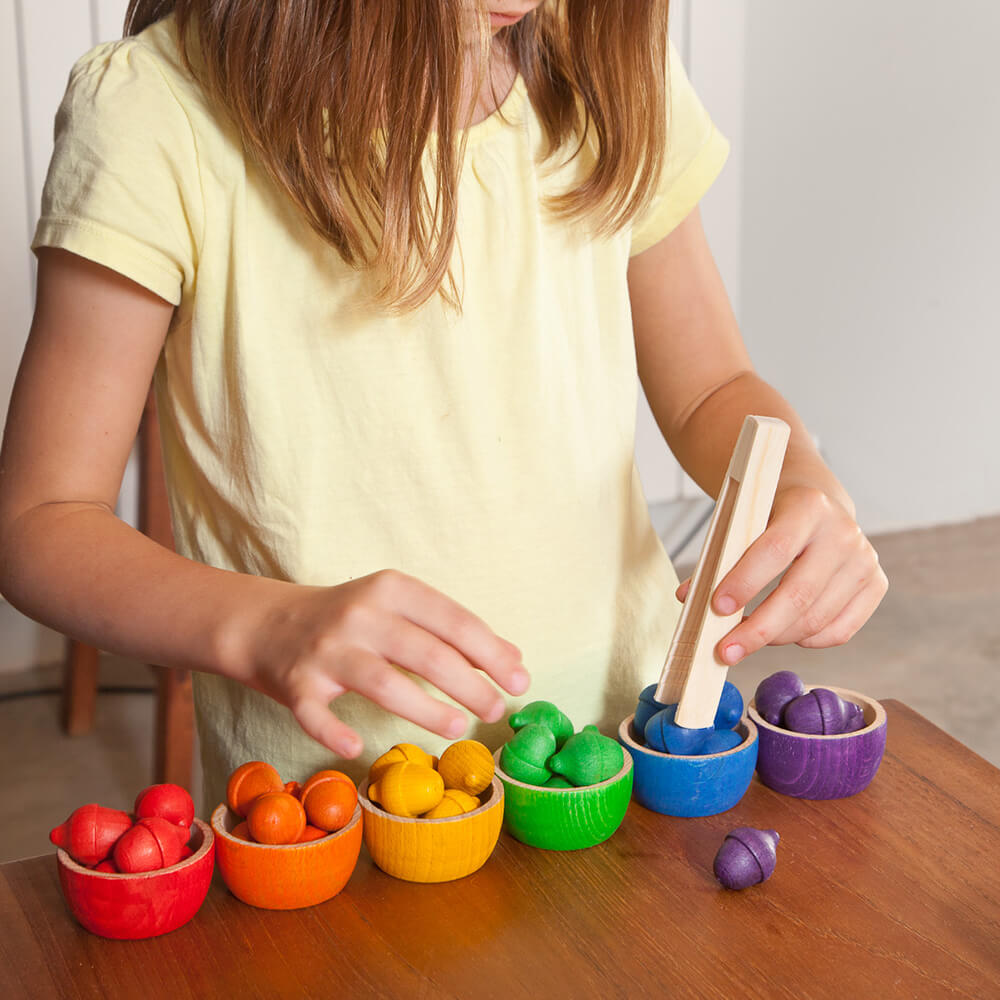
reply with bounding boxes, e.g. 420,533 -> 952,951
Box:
2,700 -> 999,999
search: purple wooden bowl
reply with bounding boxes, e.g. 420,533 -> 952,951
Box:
748,686 -> 887,799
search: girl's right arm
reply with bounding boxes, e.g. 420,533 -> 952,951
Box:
0,249 -> 528,758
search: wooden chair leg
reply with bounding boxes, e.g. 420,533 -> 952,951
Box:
61,638 -> 100,736
154,666 -> 195,787
140,388 -> 195,789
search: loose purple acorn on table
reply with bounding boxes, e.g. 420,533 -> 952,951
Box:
713,827 -> 780,890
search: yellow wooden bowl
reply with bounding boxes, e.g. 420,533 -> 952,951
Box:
210,802 -> 362,909
359,776 -> 504,883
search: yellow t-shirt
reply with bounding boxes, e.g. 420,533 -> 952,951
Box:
33,16 -> 729,809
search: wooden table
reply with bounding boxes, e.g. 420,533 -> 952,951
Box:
3,701 -> 999,999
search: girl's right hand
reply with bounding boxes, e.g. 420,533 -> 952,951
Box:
233,569 -> 530,759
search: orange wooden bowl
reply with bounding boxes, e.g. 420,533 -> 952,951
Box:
211,802 -> 362,909
359,776 -> 504,883
56,818 -> 214,939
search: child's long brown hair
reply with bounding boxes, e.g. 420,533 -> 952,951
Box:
124,1 -> 669,310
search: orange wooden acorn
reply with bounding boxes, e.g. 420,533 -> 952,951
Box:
300,772 -> 358,832
50,804 -> 133,867
113,816 -> 185,873
297,825 -> 328,843
230,821 -> 253,842
246,791 -> 307,845
226,760 -> 284,817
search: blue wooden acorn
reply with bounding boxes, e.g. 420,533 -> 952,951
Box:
634,682 -> 744,739
698,729 -> 744,755
644,708 -> 713,755
713,827 -> 780,890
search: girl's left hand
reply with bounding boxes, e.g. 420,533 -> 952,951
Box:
676,485 -> 889,665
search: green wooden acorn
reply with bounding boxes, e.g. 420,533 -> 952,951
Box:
548,725 -> 624,786
508,700 -> 574,749
544,775 -> 574,789
499,723 -> 557,786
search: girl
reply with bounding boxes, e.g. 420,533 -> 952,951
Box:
0,1 -> 886,808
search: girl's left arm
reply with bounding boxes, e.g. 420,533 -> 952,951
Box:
628,206 -> 888,666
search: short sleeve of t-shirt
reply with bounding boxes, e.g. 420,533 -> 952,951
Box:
629,42 -> 730,255
31,36 -> 202,305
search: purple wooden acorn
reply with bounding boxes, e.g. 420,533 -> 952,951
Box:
841,699 -> 866,733
783,687 -> 849,735
713,827 -> 780,890
754,670 -> 806,726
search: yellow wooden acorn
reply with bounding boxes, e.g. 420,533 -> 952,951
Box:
437,740 -> 495,796
368,743 -> 439,785
422,789 -> 481,819
367,762 -> 444,818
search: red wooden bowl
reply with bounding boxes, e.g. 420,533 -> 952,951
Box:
211,802 -> 362,909
56,818 -> 214,940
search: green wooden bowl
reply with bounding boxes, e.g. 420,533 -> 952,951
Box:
492,748 -> 633,850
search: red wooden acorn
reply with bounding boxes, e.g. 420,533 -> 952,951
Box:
134,783 -> 195,838
49,804 -> 133,867
113,816 -> 186,873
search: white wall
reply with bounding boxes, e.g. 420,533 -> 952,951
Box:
0,0 -> 129,673
635,0 -> 747,503
740,1 -> 1000,533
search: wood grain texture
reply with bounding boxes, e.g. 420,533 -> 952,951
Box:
750,687 -> 888,799
3,702 -> 999,999
211,804 -> 362,909
360,777 -> 503,882
495,749 -> 632,850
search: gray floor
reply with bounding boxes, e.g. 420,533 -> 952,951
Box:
1,515 -> 997,865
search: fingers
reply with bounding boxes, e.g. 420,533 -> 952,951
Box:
269,569 -> 531,755
702,488 -> 886,664
716,540 -> 847,663
335,648 -> 472,739
292,697 -> 364,759
377,616 -> 507,724
369,570 -> 530,697
711,502 -> 821,617
796,572 -> 888,648
716,543 -> 887,664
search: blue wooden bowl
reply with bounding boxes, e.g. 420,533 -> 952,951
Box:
617,714 -> 759,817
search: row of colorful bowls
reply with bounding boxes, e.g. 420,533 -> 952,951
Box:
57,683 -> 886,936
